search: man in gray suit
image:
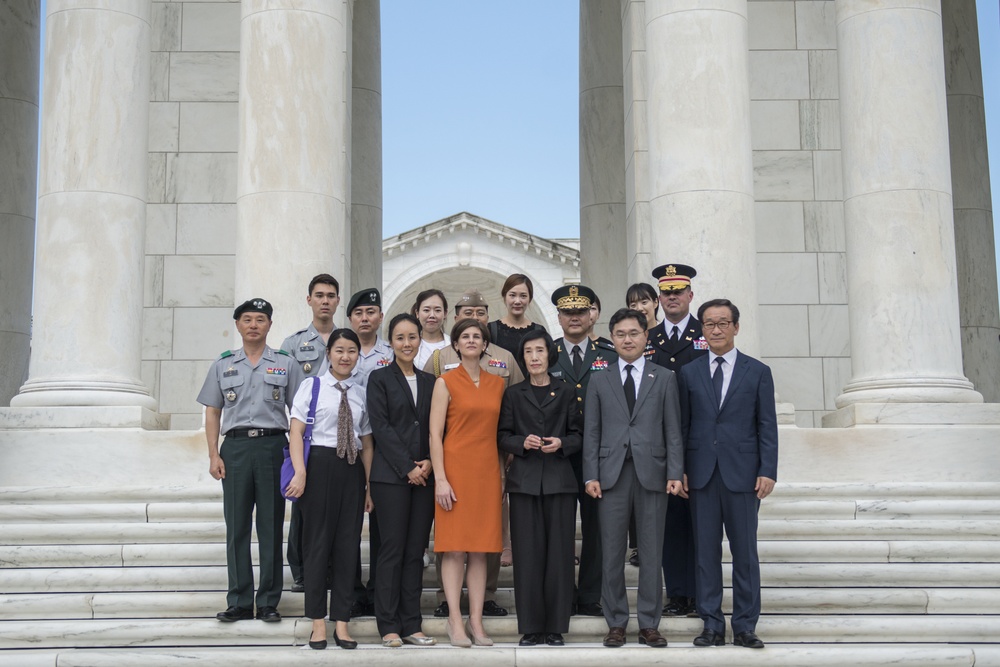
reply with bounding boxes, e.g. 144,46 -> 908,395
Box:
583,308 -> 684,648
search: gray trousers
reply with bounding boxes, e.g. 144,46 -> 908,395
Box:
597,458 -> 667,629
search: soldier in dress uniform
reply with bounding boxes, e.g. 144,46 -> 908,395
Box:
648,263 -> 709,617
197,298 -> 305,624
424,288 -> 520,619
346,287 -> 393,616
549,284 -> 618,616
280,274 -> 341,593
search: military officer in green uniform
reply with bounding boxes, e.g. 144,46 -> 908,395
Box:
648,263 -> 708,618
280,274 -> 341,593
198,298 -> 305,623
550,284 -> 618,617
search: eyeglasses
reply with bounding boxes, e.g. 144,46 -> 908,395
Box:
702,321 -> 733,331
612,330 -> 646,340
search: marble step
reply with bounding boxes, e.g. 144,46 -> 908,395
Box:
4,518 -> 1000,546
3,497 -> 998,524
3,644 -> 999,667
2,615 -> 1000,650
3,587 -> 998,621
3,481 -> 999,503
6,539 -> 1000,569
4,561 -> 1000,594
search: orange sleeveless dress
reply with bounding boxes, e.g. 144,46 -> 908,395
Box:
433,365 -> 504,553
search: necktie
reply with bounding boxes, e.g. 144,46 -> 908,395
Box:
623,364 -> 636,415
669,325 -> 679,343
713,357 -> 725,408
335,382 -> 357,464
572,346 -> 583,376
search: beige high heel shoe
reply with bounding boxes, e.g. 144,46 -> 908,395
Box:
447,620 -> 471,648
465,620 -> 494,647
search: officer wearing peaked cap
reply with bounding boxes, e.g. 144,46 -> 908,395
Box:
647,263 -> 708,619
348,288 -> 394,389
550,284 -> 617,617
197,298 -> 305,623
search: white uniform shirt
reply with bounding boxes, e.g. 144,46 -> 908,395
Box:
291,372 -> 372,449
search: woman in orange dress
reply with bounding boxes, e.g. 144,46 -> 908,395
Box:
430,318 -> 504,647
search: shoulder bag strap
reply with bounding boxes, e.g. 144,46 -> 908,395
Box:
303,376 -> 321,443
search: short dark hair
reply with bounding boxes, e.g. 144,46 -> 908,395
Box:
592,295 -> 602,313
626,282 -> 659,317
450,318 -> 490,356
501,273 -> 534,301
609,307 -> 647,333
388,312 -> 422,338
697,299 -> 740,324
518,328 -> 559,370
308,274 -> 340,296
411,289 -> 448,316
326,328 -> 360,354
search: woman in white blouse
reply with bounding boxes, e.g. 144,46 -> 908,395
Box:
412,289 -> 450,370
286,329 -> 373,650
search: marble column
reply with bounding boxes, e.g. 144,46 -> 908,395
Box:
942,0 -> 1000,403
580,0 -> 626,329
834,0 -> 981,406
350,0 -> 383,296
236,0 -> 351,341
11,0 -> 155,410
644,0 -> 761,357
0,2 -> 39,407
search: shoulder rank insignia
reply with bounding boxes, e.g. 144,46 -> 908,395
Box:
266,368 -> 287,375
488,358 -> 508,369
276,349 -> 290,357
219,350 -> 233,359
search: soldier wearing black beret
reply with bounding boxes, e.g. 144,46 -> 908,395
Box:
197,298 -> 305,624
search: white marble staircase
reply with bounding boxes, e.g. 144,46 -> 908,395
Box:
1,482 -> 1000,666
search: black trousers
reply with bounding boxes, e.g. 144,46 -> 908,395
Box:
287,502 -> 303,582
353,510 -> 380,605
509,492 -> 576,634
300,447 -> 365,622
569,451 -> 601,605
370,481 -> 435,636
662,493 -> 696,597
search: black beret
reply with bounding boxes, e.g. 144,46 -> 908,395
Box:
233,298 -> 273,320
347,288 -> 381,314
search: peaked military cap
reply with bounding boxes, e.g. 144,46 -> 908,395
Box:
651,263 -> 697,292
551,284 -> 595,311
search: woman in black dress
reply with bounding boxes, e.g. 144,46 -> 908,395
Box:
498,329 -> 583,646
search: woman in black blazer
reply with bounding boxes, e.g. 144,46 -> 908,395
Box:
498,329 -> 583,647
367,313 -> 438,647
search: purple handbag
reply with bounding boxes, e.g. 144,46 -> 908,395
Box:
280,376 -> 321,501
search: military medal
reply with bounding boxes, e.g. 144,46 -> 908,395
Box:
272,387 -> 281,400
225,390 -> 237,402
303,363 -> 312,373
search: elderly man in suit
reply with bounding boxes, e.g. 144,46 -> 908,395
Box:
583,308 -> 684,648
679,298 -> 778,650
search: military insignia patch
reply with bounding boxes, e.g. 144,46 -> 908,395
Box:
694,338 -> 709,350
590,358 -> 609,371
303,363 -> 312,373
223,367 -> 237,377
272,387 -> 281,400
488,359 -> 508,369
225,390 -> 237,402
265,368 -> 287,375
377,358 -> 392,367
300,345 -> 315,351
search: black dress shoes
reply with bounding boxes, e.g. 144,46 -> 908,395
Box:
575,602 -> 603,616
334,631 -> 358,649
308,639 -> 327,650
256,606 -> 281,622
734,631 -> 765,649
662,596 -> 690,616
545,633 -> 565,646
483,600 -> 508,616
433,601 -> 449,617
519,633 -> 542,646
628,549 -> 639,566
693,628 -> 725,647
290,578 -> 305,593
216,606 -> 253,622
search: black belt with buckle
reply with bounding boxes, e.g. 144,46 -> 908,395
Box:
226,428 -> 286,439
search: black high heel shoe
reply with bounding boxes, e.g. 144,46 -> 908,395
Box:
308,638 -> 327,650
334,631 -> 358,650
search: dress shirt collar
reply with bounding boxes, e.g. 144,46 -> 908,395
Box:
618,354 -> 646,376
665,313 -> 691,336
710,347 -> 739,368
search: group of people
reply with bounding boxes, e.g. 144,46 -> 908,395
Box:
197,263 -> 778,650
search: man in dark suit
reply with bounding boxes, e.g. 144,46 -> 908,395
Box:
679,298 -> 778,649
550,285 -> 617,617
648,263 -> 708,617
583,308 -> 684,648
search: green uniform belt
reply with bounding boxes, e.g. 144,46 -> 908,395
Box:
225,428 -> 286,438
